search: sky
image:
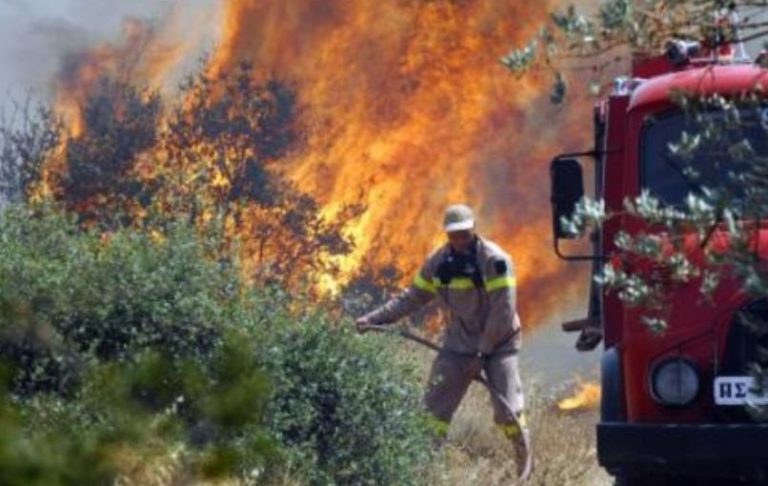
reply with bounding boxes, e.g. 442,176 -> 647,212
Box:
0,0 -> 215,108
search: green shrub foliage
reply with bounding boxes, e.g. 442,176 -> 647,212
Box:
0,205 -> 436,483
0,205 -> 239,393
256,310 -> 435,485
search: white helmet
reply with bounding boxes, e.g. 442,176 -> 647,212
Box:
443,204 -> 476,232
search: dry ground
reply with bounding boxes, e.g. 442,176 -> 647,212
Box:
116,341 -> 614,486
427,380 -> 613,486
402,334 -> 613,486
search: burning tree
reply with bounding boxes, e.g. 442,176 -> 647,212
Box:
8,61 -> 358,290
149,62 -> 358,288
60,78 -> 160,223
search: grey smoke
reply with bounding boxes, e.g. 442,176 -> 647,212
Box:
0,0 -> 215,108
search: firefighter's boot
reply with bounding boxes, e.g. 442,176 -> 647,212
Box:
500,415 -> 533,482
430,417 -> 451,449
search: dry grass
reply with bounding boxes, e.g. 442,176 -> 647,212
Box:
115,343 -> 614,486
424,381 -> 612,486
114,442 -> 186,486
395,340 -> 612,486
114,443 -> 253,486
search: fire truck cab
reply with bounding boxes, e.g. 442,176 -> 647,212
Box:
550,41 -> 768,485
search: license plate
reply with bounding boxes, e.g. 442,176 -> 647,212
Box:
714,376 -> 768,406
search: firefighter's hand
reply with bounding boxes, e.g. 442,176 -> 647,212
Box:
465,355 -> 485,380
355,316 -> 374,334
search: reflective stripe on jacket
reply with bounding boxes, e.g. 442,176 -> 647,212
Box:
363,236 -> 521,355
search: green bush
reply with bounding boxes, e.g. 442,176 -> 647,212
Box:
0,205 -> 437,484
253,307 -> 436,486
0,205 -> 240,394
0,388 -> 119,486
3,332 -> 275,485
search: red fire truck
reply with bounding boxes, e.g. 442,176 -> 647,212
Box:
550,40 -> 768,485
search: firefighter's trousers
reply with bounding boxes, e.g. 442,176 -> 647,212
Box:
424,351 -> 524,425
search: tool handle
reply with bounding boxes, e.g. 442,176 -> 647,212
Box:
357,321 -> 531,480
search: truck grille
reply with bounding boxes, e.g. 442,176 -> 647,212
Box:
716,299 -> 768,422
722,300 -> 768,376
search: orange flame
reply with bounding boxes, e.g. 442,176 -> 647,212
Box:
49,0 -> 594,328
54,5 -> 214,137
558,380 -> 601,411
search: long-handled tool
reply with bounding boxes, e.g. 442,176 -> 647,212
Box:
359,323 -> 533,483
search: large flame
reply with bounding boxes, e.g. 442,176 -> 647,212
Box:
50,0 -> 593,328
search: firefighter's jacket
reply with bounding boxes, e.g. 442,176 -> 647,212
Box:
364,237 -> 520,356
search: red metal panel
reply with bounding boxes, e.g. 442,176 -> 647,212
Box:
601,95 -> 629,347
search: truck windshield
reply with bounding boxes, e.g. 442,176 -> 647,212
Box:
641,107 -> 768,208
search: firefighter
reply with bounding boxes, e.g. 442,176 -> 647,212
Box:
356,204 -> 532,480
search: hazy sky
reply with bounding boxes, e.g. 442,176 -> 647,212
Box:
0,0 -> 215,106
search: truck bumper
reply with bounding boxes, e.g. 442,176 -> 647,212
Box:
598,422 -> 768,477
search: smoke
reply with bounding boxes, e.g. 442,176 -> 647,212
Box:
0,0 -> 217,109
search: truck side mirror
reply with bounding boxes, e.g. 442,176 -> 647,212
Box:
550,158 -> 585,239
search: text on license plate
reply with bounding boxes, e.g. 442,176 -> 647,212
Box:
714,376 -> 768,406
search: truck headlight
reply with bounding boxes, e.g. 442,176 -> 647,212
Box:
650,358 -> 700,406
